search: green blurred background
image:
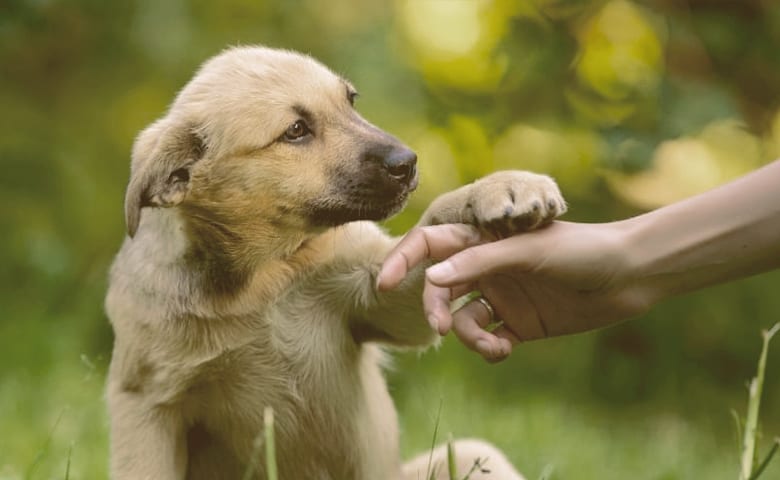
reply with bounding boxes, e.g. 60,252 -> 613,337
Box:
2,0 -> 780,478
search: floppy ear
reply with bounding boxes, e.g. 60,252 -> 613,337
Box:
124,119 -> 206,238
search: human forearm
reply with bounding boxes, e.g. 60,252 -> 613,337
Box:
622,159 -> 780,305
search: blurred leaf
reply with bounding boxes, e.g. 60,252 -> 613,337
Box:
574,0 -> 664,101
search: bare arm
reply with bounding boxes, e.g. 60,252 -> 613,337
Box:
623,159 -> 780,303
378,160 -> 780,361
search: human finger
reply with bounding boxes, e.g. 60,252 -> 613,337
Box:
480,277 -> 549,342
451,299 -> 512,362
422,281 -> 452,333
425,234 -> 543,288
490,324 -> 521,347
376,224 -> 482,291
422,280 -> 476,335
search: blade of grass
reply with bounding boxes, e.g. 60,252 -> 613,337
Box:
426,399 -> 444,480
264,407 -> 278,480
241,407 -> 279,480
428,465 -> 440,480
460,456 -> 489,480
63,444 -> 72,480
739,322 -> 779,480
748,437 -> 779,480
446,434 -> 457,480
25,408 -> 67,480
537,463 -> 555,480
732,409 -> 744,462
242,424 -> 265,480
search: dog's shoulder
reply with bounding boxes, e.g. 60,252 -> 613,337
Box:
287,221 -> 396,304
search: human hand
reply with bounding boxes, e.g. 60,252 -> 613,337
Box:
377,221 -> 654,362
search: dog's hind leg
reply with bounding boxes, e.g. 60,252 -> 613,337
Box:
401,439 -> 526,480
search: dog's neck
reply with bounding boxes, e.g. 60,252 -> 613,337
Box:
126,206 -> 314,307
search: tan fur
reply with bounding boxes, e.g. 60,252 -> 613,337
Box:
106,45 -> 565,480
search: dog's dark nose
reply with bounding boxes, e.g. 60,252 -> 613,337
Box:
382,147 -> 417,183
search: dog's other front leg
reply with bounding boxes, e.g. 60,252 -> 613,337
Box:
356,255 -> 437,347
108,390 -> 186,480
321,222 -> 436,348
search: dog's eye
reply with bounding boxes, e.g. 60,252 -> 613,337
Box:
283,120 -> 311,142
348,91 -> 359,106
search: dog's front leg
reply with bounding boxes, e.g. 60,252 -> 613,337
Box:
418,170 -> 566,233
108,390 -> 186,480
323,222 -> 437,347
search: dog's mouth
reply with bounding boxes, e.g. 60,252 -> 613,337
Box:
304,168 -> 418,227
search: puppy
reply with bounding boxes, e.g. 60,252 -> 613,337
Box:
105,46 -> 566,480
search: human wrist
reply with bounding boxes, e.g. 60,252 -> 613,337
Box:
615,213 -> 673,310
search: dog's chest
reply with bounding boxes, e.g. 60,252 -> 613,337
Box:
180,306 -> 399,479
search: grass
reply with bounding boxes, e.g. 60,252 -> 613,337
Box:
240,407 -> 278,480
430,323 -> 780,480
262,319 -> 779,480
394,329 -> 780,480
1,323 -> 778,480
245,344 -> 780,480
443,435 -> 491,480
739,323 -> 779,480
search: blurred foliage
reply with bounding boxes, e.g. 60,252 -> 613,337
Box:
1,0 -> 780,478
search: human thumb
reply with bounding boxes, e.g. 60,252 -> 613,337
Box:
425,244 -> 490,287
425,238 -> 529,286
425,260 -> 458,284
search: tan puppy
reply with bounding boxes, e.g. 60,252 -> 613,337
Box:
105,46 -> 565,480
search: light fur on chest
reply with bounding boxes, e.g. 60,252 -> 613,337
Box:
106,213 -> 402,478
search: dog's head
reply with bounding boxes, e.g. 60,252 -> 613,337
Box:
124,46 -> 417,242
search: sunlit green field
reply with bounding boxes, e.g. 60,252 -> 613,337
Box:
3,308 -> 778,480
395,335 -> 780,480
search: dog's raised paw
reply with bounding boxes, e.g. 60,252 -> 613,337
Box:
466,170 -> 566,237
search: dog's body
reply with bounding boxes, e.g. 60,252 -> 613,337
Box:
106,46 -> 565,479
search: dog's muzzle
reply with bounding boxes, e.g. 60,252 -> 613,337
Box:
304,142 -> 419,227
377,145 -> 418,190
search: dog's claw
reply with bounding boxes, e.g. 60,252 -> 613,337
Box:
467,171 -> 566,237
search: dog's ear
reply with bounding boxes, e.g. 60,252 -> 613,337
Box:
124,119 -> 206,238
